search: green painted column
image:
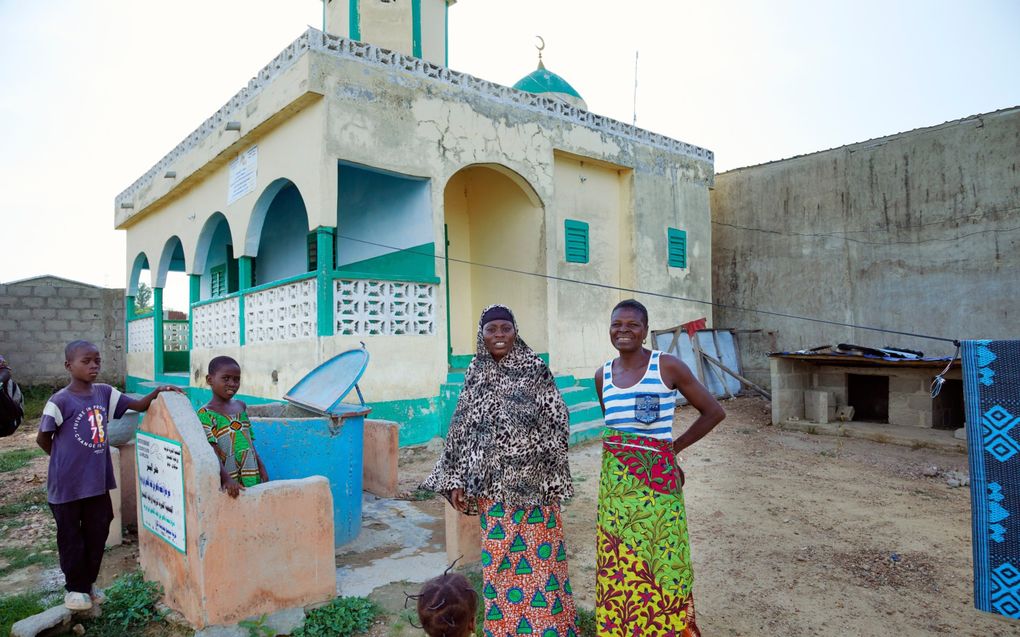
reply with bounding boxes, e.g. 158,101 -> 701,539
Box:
315,227 -> 336,337
412,0 -> 422,58
188,275 -> 200,351
238,257 -> 253,347
238,257 -> 255,290
153,287 -> 164,378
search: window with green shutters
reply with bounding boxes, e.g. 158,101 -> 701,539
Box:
667,228 -> 687,268
564,219 -> 590,264
210,265 -> 226,297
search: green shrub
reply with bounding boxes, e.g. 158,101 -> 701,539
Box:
85,571 -> 164,637
293,597 -> 380,637
0,591 -> 47,636
576,607 -> 597,637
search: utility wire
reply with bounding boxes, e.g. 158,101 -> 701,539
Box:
334,233 -> 960,346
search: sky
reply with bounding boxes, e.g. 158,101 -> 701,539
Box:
1,0 -> 1018,309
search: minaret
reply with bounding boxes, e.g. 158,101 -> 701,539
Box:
324,0 -> 455,66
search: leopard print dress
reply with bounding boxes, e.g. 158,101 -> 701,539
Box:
420,304 -> 573,511
421,305 -> 580,637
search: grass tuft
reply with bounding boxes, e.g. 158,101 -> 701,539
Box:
0,591 -> 48,636
0,448 -> 44,473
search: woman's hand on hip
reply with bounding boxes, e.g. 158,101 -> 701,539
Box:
451,488 -> 468,513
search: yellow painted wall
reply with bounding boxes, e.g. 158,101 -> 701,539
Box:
443,171 -> 474,355
123,99 -> 328,286
358,0 -> 413,56
548,153 -> 631,377
420,0 -> 448,65
445,166 -> 548,355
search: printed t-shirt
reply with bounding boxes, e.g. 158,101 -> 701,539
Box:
39,385 -> 132,504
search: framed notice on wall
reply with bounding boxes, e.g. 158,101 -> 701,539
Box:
227,145 -> 258,205
136,431 -> 187,553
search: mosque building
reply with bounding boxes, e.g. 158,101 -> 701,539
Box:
115,0 -> 715,445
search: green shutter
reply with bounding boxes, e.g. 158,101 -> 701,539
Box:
564,219 -> 589,264
210,265 -> 226,297
307,232 -> 318,272
667,228 -> 687,268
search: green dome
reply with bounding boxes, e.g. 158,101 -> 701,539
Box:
513,67 -> 582,99
512,64 -> 587,109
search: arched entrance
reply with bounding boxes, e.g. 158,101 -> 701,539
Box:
443,164 -> 548,364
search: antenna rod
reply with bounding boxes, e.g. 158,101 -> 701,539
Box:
632,50 -> 639,126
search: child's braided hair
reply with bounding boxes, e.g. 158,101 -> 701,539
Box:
415,570 -> 478,637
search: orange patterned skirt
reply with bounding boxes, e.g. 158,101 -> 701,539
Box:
477,498 -> 579,637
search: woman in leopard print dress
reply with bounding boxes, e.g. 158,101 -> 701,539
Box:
421,304 -> 580,637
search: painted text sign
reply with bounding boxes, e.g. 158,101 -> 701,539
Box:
227,145 -> 258,205
136,431 -> 187,553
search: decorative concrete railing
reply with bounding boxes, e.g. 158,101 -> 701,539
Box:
128,316 -> 155,353
116,28 -> 712,209
244,278 -> 318,344
334,279 -> 436,336
192,297 -> 240,349
163,320 -> 189,352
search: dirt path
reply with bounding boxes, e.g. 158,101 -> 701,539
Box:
402,397 -> 1009,636
3,397 -> 1013,636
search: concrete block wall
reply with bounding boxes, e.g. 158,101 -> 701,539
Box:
770,357 -> 809,424
0,276 -> 125,385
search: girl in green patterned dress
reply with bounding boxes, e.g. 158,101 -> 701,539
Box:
198,356 -> 268,498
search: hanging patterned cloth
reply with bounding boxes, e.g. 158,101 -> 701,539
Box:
963,339 -> 1020,622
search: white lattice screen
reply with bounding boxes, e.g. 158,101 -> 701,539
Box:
163,322 -> 189,351
127,317 -> 154,353
192,297 -> 240,349
334,279 -> 436,336
244,279 -> 317,344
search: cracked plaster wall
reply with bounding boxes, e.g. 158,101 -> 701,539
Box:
712,107 -> 1020,388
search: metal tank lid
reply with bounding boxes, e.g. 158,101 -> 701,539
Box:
283,346 -> 371,418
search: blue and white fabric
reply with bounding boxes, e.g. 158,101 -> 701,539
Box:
964,339 -> 1020,621
601,351 -> 676,440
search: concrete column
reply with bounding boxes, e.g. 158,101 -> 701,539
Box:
444,503 -> 480,566
106,447 -> 123,547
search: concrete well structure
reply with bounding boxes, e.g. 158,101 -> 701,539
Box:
136,394 -> 335,629
115,3 -> 714,447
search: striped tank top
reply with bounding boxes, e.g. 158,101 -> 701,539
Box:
601,350 -> 677,440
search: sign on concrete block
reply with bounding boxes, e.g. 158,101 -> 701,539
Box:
227,145 -> 258,205
136,431 -> 186,553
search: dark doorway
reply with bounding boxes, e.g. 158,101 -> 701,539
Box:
932,379 -> 964,430
848,374 -> 889,423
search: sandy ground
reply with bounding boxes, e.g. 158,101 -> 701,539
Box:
399,397 -> 1014,637
3,397 -> 1015,636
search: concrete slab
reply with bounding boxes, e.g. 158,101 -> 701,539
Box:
778,419 -> 966,453
335,495 -> 447,598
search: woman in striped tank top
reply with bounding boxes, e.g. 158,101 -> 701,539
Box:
593,299 -> 725,637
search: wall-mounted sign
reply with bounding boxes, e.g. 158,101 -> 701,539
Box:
227,145 -> 258,205
136,431 -> 186,553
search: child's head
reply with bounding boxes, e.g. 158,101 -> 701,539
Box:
206,356 -> 241,401
416,572 -> 477,637
64,340 -> 101,383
